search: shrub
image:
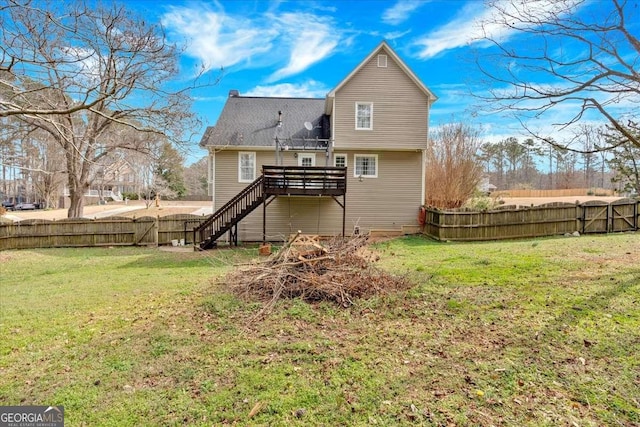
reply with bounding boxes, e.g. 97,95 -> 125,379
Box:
425,123 -> 483,209
463,195 -> 500,211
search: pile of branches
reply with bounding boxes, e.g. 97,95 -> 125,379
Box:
225,234 -> 408,311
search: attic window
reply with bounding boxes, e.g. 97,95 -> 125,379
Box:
377,54 -> 387,68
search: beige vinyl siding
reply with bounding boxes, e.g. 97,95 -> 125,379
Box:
333,47 -> 429,150
214,150 -> 343,242
342,150 -> 422,233
213,149 -> 422,241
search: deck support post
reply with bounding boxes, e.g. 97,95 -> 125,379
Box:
342,193 -> 346,239
262,190 -> 267,243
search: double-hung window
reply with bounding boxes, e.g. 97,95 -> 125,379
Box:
355,102 -> 373,130
334,154 -> 347,168
298,153 -> 316,167
238,152 -> 256,183
354,154 -> 378,178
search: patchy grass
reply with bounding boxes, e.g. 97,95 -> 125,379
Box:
0,234 -> 638,426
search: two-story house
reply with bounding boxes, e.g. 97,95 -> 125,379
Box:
197,41 -> 437,248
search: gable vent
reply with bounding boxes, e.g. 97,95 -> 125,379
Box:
377,54 -> 387,68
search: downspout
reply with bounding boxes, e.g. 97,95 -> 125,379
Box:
331,97 -> 336,163
421,148 -> 426,205
210,150 -> 216,209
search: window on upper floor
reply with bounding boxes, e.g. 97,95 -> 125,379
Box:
355,102 -> 373,130
238,152 -> 256,183
377,54 -> 387,68
354,154 -> 378,178
334,154 -> 347,169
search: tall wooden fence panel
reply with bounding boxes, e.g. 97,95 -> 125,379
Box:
611,198 -> 638,232
581,201 -> 609,234
0,214 -> 209,250
423,199 -> 639,241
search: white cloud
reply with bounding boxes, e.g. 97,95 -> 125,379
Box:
413,0 -> 584,59
412,2 -> 488,59
162,6 -> 341,81
384,29 -> 412,40
267,13 -> 340,82
162,5 -> 277,72
382,0 -> 425,25
244,81 -> 330,98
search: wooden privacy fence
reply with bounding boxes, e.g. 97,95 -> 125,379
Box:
0,214 -> 209,250
423,198 -> 639,241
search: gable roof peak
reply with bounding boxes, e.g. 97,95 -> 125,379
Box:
325,40 -> 437,113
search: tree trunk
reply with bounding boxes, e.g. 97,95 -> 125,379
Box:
67,190 -> 85,218
66,171 -> 88,218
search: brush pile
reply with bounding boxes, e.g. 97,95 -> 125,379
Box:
225,233 -> 408,310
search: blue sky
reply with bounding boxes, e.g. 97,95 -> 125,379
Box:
125,0 -> 636,163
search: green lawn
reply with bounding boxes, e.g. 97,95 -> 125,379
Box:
0,234 -> 638,426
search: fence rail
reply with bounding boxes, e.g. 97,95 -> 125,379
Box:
423,199 -> 639,241
0,214 -> 209,250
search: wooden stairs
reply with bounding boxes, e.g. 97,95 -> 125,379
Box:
193,175 -> 266,250
193,166 -> 347,249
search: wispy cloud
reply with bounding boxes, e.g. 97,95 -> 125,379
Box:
382,0 -> 426,25
244,81 -> 330,98
162,5 -> 277,71
267,13 -> 340,82
413,0 -> 583,59
163,5 -> 341,81
412,2 -> 487,59
384,29 -> 412,40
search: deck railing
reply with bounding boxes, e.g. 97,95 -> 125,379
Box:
193,166 -> 347,248
262,166 -> 347,196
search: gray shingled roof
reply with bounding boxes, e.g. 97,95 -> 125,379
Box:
199,96 -> 328,148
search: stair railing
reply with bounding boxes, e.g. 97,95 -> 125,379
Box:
193,175 -> 264,247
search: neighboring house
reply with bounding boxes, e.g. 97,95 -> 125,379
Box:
198,41 -> 437,246
62,156 -> 137,204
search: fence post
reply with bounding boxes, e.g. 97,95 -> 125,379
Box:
575,203 -> 581,233
154,215 -> 159,247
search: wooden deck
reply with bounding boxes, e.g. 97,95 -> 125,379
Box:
262,166 -> 347,196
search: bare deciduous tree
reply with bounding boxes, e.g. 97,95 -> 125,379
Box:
183,157 -> 208,197
0,0 -> 212,217
475,0 -> 640,151
426,123 -> 484,208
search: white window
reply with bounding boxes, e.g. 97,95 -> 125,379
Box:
334,154 -> 347,168
355,102 -> 373,130
354,154 -> 378,178
238,152 -> 256,183
377,54 -> 387,68
298,153 -> 316,167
